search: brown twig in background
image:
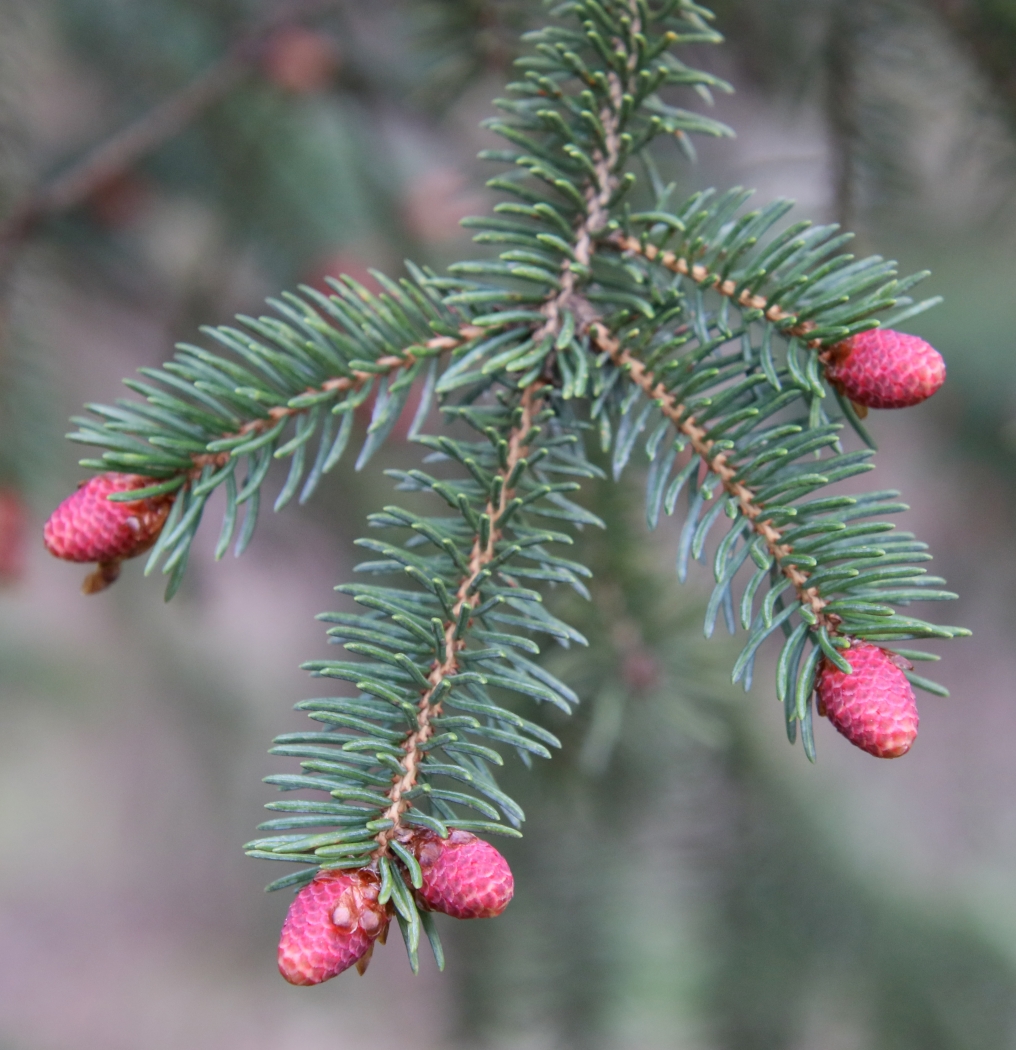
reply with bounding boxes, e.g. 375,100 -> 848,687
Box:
0,58 -> 244,271
0,0 -> 341,274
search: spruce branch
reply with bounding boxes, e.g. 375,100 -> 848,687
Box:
43,0 -> 971,983
249,385 -> 592,972
188,328 -> 483,477
64,273 -> 485,596
531,33 -> 628,342
607,232 -> 826,342
590,320 -> 835,626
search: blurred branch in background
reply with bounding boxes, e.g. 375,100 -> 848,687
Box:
406,0 -> 530,110
823,3 -> 863,230
930,0 -> 1016,134
681,0 -> 1016,502
0,34 -> 243,275
708,0 -> 1016,232
0,0 -> 347,277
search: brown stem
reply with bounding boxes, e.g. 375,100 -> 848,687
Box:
534,20 -> 636,343
608,235 -> 875,418
607,234 -> 823,346
375,0 -> 640,851
373,381 -> 547,851
590,322 -> 837,630
187,326 -> 484,478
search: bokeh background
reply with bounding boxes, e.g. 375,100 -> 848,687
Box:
0,1 -> 1014,1047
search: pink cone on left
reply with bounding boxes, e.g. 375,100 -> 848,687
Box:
43,473 -> 173,592
278,869 -> 390,985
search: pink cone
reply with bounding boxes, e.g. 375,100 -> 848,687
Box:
816,642 -> 919,758
44,473 -> 172,564
825,329 -> 945,409
411,830 -> 513,919
277,869 -> 389,986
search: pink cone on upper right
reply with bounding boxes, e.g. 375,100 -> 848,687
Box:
825,328 -> 945,409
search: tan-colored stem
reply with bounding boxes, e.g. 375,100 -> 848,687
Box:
534,25 -> 634,343
608,234 -> 823,348
373,381 -> 547,851
188,326 -> 484,477
590,322 -> 836,628
375,2 -> 639,850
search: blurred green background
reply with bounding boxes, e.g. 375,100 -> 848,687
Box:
0,1 -> 1015,1047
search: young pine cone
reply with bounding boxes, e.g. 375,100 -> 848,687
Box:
816,642 -> 919,758
824,328 -> 945,410
410,829 -> 514,919
277,868 -> 389,985
43,473 -> 173,592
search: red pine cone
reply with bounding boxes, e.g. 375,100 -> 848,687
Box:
411,829 -> 514,919
277,868 -> 389,986
816,642 -> 919,758
824,328 -> 945,409
43,473 -> 173,592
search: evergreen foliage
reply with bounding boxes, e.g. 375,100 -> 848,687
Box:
54,0 -> 967,974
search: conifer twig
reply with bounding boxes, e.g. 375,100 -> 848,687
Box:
607,234 -> 821,345
189,325 -> 484,476
590,321 -> 836,628
375,0 -> 643,853
373,381 -> 548,851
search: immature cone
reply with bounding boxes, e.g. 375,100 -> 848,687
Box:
824,328 -> 946,409
43,473 -> 173,593
816,642 -> 919,758
411,829 -> 514,919
277,868 -> 389,985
